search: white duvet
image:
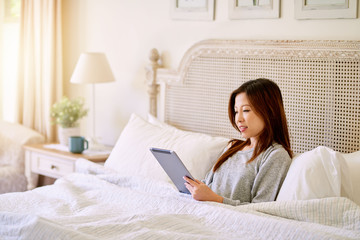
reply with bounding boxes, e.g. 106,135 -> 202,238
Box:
0,159 -> 359,240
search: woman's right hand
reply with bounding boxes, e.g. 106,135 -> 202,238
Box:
184,176 -> 223,203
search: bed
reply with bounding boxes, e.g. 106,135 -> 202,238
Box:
0,39 -> 359,239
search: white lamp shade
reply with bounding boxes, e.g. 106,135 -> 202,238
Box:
70,53 -> 115,84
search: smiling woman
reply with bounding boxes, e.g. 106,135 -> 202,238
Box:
0,0 -> 21,122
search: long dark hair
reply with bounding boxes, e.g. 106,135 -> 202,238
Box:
213,78 -> 293,172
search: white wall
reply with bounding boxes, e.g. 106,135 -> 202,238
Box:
62,0 -> 360,146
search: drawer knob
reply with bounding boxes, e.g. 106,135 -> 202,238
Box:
51,165 -> 58,170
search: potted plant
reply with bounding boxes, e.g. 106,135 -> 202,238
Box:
50,96 -> 88,146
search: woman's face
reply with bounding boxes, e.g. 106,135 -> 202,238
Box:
234,93 -> 265,143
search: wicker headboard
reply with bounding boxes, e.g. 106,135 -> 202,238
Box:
146,40 -> 360,154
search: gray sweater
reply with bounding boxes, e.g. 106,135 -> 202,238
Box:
203,143 -> 291,206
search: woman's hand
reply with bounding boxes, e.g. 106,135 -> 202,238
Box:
183,176 -> 223,203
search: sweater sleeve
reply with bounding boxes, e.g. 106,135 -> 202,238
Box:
203,170 -> 247,206
203,171 -> 247,206
250,147 -> 292,204
222,196 -> 244,206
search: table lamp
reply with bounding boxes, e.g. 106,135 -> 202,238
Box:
70,52 -> 115,149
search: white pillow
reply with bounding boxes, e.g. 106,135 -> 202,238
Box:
104,113 -> 229,183
342,151 -> 360,206
147,113 -> 169,128
277,146 -> 353,202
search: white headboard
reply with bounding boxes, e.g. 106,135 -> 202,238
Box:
146,40 -> 360,154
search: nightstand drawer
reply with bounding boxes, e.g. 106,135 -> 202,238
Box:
24,143 -> 110,190
32,153 -> 74,178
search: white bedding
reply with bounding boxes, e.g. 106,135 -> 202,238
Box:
0,159 -> 359,240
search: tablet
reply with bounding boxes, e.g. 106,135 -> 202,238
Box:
150,147 -> 194,194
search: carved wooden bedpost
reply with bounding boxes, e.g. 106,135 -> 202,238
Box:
146,48 -> 160,117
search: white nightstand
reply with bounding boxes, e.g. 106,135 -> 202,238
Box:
24,144 -> 110,190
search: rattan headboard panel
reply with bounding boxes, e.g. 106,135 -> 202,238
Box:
152,40 -> 360,154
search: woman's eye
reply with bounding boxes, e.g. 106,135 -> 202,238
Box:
243,109 -> 250,112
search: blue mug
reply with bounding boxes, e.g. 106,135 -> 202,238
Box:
69,136 -> 88,154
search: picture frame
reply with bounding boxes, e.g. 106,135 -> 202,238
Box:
295,0 -> 358,19
171,0 -> 215,21
228,0 -> 280,19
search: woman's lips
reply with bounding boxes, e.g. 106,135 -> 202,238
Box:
239,126 -> 247,132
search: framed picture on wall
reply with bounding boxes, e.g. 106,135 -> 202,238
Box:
228,0 -> 280,19
171,0 -> 215,21
295,0 -> 358,19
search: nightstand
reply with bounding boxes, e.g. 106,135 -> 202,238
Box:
24,144 -> 110,190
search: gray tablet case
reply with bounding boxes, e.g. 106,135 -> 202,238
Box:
150,147 -> 194,194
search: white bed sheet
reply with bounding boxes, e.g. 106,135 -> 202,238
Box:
0,159 -> 359,240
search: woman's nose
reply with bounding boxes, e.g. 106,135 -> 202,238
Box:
236,113 -> 243,122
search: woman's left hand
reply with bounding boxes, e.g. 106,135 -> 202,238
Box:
184,176 -> 223,203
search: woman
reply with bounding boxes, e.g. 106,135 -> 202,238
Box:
184,78 -> 293,206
